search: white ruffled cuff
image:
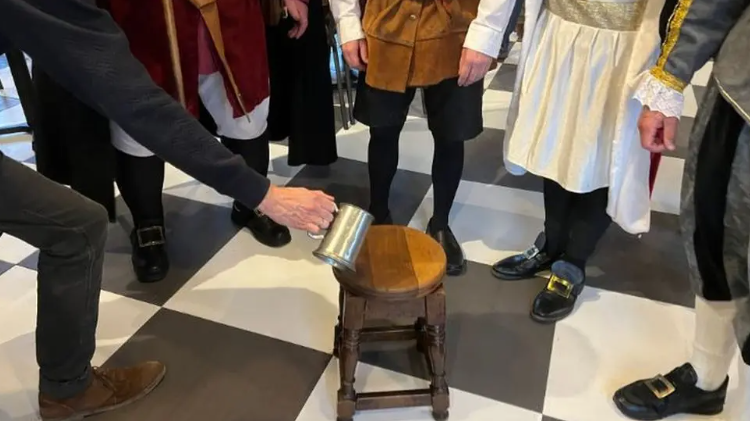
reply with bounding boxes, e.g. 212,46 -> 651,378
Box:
633,73 -> 685,119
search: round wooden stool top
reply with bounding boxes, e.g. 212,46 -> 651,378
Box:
333,225 -> 447,301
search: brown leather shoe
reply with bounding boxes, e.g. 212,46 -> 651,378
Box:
39,361 -> 166,421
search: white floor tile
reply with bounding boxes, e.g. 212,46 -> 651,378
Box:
296,360 -> 543,421
0,234 -> 36,265
0,103 -> 27,129
409,181 -> 545,266
651,155 -> 684,215
335,118 -> 435,175
0,140 -> 33,162
0,266 -> 158,420
482,89 -> 513,131
683,85 -> 698,119
164,228 -> 341,353
543,288 -> 742,421
692,62 -> 714,87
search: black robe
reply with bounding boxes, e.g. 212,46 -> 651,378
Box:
265,0 -> 338,166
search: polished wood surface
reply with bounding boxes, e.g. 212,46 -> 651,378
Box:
334,225 -> 446,300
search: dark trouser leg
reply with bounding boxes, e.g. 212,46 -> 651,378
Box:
221,133 -> 291,247
0,155 -> 107,399
530,184 -> 608,323
563,186 -> 611,270
542,178 -> 575,258
423,77 -> 483,276
353,74 -> 415,224
114,150 -> 169,283
367,125 -> 403,224
431,142 -> 464,229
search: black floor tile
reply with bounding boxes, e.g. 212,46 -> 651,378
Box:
286,157 -> 433,226
587,211 -> 693,307
17,251 -> 38,271
100,308 -> 331,421
542,416 -> 566,421
101,194 -> 240,306
0,260 -> 12,276
463,127 -> 543,192
360,260 -> 555,414
488,63 -> 518,92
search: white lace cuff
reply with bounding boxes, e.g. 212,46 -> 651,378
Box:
633,73 -> 684,119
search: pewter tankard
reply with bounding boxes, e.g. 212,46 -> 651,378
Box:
308,203 -> 374,272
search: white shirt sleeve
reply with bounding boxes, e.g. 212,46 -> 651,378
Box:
633,72 -> 685,119
330,0 -> 365,44
463,0 -> 516,58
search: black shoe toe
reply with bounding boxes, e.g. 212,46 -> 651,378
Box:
426,220 -> 466,276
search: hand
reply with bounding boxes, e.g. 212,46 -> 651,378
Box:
341,39 -> 368,71
458,48 -> 492,87
638,108 -> 679,153
283,0 -> 309,39
257,185 -> 336,233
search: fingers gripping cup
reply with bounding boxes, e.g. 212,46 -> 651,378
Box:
308,203 -> 374,272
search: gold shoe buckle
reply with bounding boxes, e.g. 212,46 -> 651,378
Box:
645,375 -> 676,400
545,274 -> 573,299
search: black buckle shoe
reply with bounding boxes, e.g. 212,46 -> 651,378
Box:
130,226 -> 169,283
530,260 -> 584,323
427,219 -> 467,276
613,363 -> 728,420
231,204 -> 291,248
491,232 -> 554,280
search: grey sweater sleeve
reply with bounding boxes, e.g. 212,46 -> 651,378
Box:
652,0 -> 750,92
0,0 -> 271,209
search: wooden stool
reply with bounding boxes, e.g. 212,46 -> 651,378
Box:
332,225 -> 449,421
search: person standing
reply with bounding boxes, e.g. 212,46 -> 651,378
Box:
614,1 -> 750,418
264,0 -> 339,169
331,0 -> 511,276
95,0 -> 310,282
490,0 -> 668,322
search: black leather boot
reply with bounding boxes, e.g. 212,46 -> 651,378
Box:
530,260 -> 584,323
221,134 -> 291,248
130,225 -> 169,283
491,232 -> 555,280
613,363 -> 728,420
427,218 -> 466,276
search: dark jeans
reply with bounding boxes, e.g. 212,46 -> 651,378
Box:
0,152 -> 106,399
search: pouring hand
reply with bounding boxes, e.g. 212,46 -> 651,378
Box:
257,185 -> 336,234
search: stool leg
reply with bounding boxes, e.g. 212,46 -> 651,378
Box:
425,290 -> 449,420
333,287 -> 343,357
415,317 -> 426,354
337,293 -> 365,421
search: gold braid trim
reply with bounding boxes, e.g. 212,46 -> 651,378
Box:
651,0 -> 693,92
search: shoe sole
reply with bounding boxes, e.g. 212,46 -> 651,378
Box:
490,265 -> 553,281
529,307 -> 574,324
612,397 -> 724,420
43,366 -> 167,421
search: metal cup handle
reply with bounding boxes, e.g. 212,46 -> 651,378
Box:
307,203 -> 339,240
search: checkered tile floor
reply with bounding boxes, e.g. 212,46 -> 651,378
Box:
1,47 -> 746,421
